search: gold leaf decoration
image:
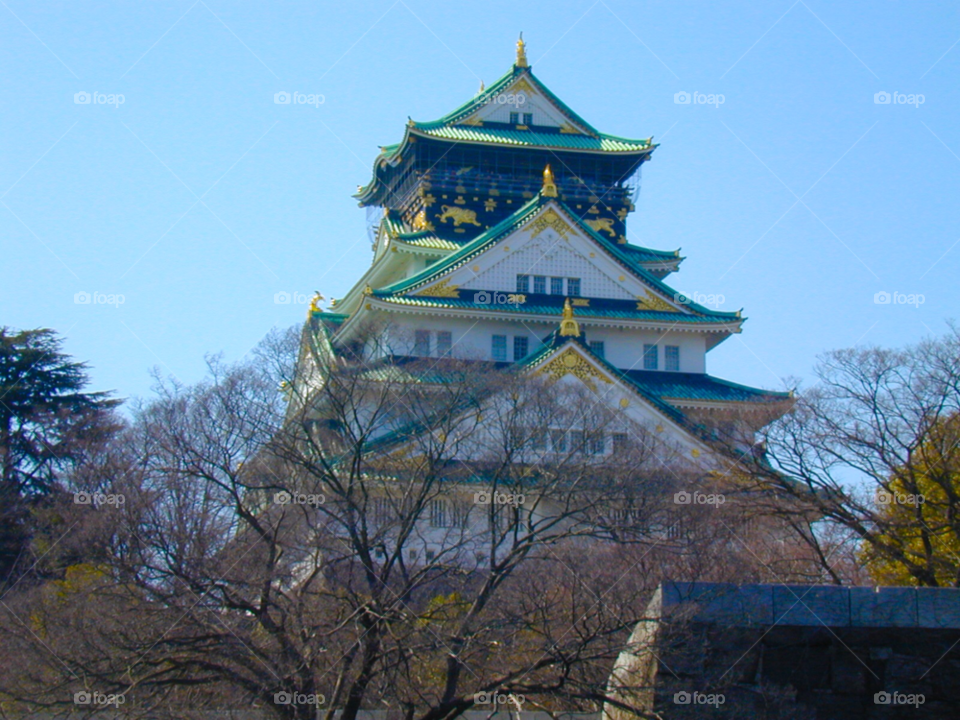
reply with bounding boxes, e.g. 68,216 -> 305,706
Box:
417,279 -> 460,298
636,290 -> 678,313
539,348 -> 613,387
528,208 -> 574,240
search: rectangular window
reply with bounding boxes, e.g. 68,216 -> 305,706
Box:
567,278 -> 581,297
530,428 -> 547,450
513,336 -> 529,361
429,499 -> 447,528
533,275 -> 546,294
509,111 -> 519,124
414,330 -> 431,357
516,274 -> 530,293
589,341 -> 605,359
492,335 -> 507,362
589,432 -> 605,455
665,345 -> 680,372
523,112 -> 533,126
643,344 -> 658,370
371,497 -> 391,524
425,549 -> 436,562
550,429 -> 567,452
613,433 -> 629,453
569,430 -> 585,453
436,331 -> 452,357
550,277 -> 564,295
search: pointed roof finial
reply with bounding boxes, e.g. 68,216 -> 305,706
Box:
559,298 -> 580,337
541,163 -> 558,198
516,32 -> 528,68
479,79 -> 485,94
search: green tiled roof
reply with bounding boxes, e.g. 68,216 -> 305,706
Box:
620,244 -> 682,264
396,233 -> 470,251
619,370 -> 791,404
371,294 -> 738,325
429,64 -> 601,135
375,196 -> 737,321
408,124 -> 652,153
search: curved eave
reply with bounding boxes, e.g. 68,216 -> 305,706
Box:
362,295 -> 744,334
355,125 -> 657,206
380,198 -> 738,322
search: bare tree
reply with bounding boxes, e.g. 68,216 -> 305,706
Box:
728,324 -> 960,587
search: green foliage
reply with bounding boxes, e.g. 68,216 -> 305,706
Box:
0,327 -> 118,581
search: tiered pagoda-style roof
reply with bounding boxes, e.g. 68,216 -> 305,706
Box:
355,35 -> 663,251
295,38 -> 792,458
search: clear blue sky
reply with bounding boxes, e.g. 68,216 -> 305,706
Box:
2,1 -> 958,403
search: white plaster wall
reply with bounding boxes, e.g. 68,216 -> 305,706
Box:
378,314 -> 709,373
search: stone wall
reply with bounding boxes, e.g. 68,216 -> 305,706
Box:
605,582 -> 960,719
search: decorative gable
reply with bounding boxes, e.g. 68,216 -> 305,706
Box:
458,237 -> 634,300
461,75 -> 590,134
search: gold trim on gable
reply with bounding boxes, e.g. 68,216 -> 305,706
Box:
528,208 -> 574,240
636,290 -> 679,313
539,348 -> 613,388
417,279 -> 460,298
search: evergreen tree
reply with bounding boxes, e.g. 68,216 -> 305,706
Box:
0,327 -> 118,582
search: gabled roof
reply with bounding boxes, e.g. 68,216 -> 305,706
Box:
428,62 -> 602,135
373,195 -> 737,322
355,64 -> 656,203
